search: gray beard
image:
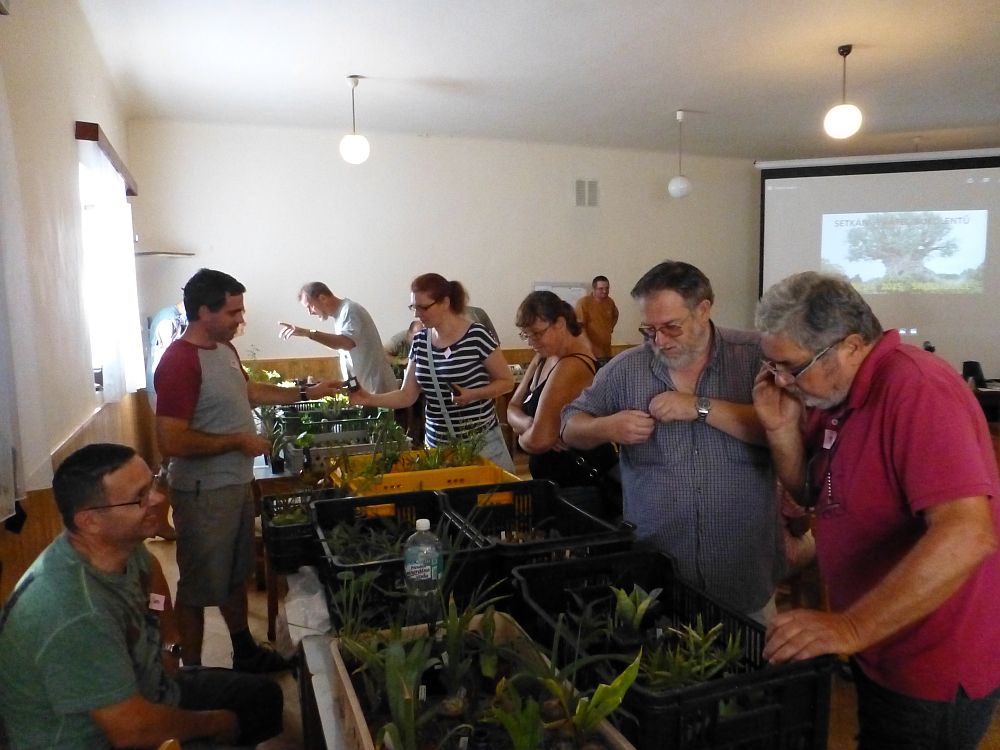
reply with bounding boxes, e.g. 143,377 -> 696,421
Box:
800,386 -> 849,411
652,344 -> 699,372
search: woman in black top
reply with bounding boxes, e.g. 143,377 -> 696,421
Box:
507,291 -> 617,486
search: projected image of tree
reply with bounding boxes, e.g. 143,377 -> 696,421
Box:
821,210 -> 988,294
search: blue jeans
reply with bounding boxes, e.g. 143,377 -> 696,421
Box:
477,424 -> 515,473
852,661 -> 1000,750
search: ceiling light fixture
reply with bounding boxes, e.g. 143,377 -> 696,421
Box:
339,75 -> 371,165
668,110 -> 691,199
823,44 -> 863,139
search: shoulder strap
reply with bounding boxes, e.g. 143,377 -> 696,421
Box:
424,331 -> 457,439
560,352 -> 598,375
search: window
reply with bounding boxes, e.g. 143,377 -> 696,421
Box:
77,134 -> 145,401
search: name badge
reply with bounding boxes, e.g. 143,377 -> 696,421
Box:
148,593 -> 166,611
823,429 -> 837,450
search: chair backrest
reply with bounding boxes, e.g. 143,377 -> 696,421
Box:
962,360 -> 987,389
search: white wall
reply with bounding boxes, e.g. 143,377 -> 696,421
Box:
0,3 -> 763,490
129,120 -> 761,361
0,0 -> 129,488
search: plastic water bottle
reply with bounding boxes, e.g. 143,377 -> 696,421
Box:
403,518 -> 442,624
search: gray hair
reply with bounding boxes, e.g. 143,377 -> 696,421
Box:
756,272 -> 883,351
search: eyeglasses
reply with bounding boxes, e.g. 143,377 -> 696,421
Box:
82,493 -> 151,512
637,313 -> 692,341
408,299 -> 440,313
518,324 -> 552,342
761,338 -> 844,382
81,475 -> 163,513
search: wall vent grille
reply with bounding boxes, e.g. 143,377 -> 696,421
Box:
575,179 -> 598,207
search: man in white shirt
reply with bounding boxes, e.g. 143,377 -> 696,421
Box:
278,281 -> 398,393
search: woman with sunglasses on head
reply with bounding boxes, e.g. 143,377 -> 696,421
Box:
507,291 -> 617,487
349,273 -> 515,471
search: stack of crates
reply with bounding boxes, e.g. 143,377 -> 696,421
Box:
279,404 -> 398,473
260,487 -> 343,573
443,479 -> 633,617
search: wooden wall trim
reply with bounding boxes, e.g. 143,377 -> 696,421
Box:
0,488 -> 62,601
244,356 -> 341,383
51,392 -> 156,469
74,121 -> 138,196
245,348 -> 635,377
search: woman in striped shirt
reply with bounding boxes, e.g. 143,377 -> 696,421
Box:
350,273 -> 515,471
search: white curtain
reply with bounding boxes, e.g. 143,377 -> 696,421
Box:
78,142 -> 146,401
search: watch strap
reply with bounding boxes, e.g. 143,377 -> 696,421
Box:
696,396 -> 711,423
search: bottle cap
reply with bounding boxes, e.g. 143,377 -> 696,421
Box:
415,518 -> 430,531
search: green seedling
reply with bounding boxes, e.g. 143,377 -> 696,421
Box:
611,583 -> 662,634
488,678 -> 545,750
569,650 -> 641,736
377,635 -> 439,750
639,614 -> 743,689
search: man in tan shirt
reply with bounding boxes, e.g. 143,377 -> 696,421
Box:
575,275 -> 619,364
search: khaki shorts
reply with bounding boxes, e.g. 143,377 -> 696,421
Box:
172,482 -> 255,607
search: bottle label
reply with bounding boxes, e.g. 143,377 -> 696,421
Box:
404,560 -> 439,581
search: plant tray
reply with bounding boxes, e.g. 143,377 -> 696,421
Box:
313,491 -> 495,629
443,480 -> 634,588
327,612 -> 637,750
334,451 -> 520,496
282,436 -> 413,475
278,404 -> 389,436
261,488 -> 343,574
511,550 -> 835,750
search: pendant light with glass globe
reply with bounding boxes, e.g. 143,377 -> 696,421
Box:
823,45 -> 863,139
668,110 -> 692,198
339,75 -> 371,165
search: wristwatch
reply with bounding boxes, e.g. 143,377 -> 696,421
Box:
695,396 -> 712,423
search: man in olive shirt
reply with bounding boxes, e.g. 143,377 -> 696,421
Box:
575,275 -> 619,364
0,443 -> 282,748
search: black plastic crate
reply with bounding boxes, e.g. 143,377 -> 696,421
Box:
443,479 -> 633,577
557,484 -> 624,523
261,488 -> 342,574
511,550 -> 834,750
312,491 -> 497,629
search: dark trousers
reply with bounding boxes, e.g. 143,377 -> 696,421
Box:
177,667 -> 283,746
852,661 -> 1000,750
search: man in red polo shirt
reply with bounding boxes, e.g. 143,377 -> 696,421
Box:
753,271 -> 1000,749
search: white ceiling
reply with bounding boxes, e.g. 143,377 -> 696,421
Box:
77,0 -> 1000,161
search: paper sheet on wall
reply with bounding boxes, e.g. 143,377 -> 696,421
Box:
532,281 -> 589,305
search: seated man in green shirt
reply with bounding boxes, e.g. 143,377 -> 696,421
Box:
0,443 -> 283,748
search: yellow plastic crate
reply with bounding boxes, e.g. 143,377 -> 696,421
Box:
332,450 -> 519,496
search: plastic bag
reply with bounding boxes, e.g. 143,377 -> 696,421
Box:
276,565 -> 331,655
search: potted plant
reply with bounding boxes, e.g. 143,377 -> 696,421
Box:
243,351 -> 291,473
